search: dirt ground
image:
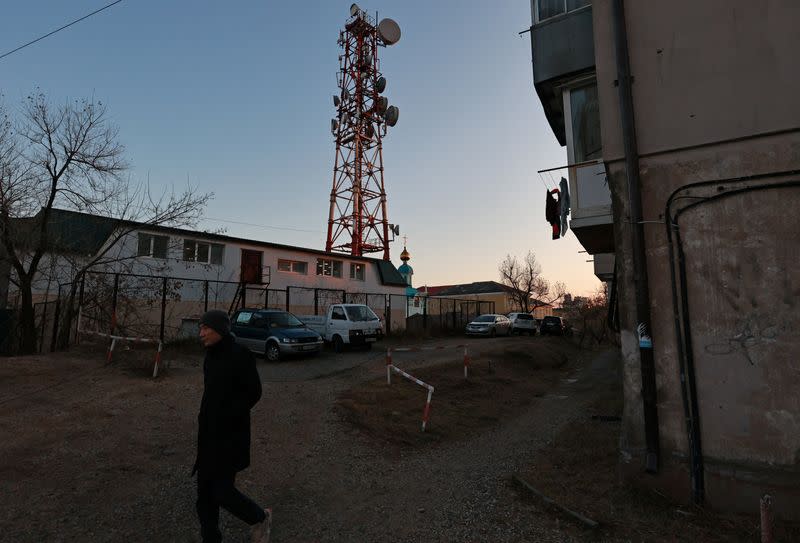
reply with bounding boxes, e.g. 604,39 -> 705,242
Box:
0,335 -> 788,542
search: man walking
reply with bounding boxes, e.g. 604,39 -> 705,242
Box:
193,309 -> 271,543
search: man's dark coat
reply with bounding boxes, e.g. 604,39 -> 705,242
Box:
193,334 -> 262,474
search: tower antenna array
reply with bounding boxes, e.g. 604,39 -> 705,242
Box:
326,4 -> 401,260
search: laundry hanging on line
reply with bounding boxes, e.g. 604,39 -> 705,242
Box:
559,177 -> 570,236
545,188 -> 561,240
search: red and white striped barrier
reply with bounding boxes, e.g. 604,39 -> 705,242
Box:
78,329 -> 164,377
386,345 -> 471,379
384,360 -> 435,432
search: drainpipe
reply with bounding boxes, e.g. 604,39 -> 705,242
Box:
611,0 -> 660,473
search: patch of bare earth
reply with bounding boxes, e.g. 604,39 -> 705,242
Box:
335,340 -> 574,447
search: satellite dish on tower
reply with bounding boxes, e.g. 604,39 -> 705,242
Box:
375,96 -> 388,115
333,95 -> 340,107
384,105 -> 399,127
377,18 -> 401,45
350,4 -> 361,17
375,76 -> 386,93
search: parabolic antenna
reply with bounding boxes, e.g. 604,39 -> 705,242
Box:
333,95 -> 340,107
384,105 -> 399,127
375,96 -> 388,115
350,4 -> 361,17
331,119 -> 338,134
377,18 -> 401,45
375,76 -> 386,93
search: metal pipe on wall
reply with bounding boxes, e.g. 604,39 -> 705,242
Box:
611,0 -> 660,473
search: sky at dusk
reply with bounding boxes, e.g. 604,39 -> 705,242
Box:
0,0 -> 602,296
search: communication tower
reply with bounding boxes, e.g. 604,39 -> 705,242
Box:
326,4 -> 401,260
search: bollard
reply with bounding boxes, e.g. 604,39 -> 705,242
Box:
760,494 -> 773,543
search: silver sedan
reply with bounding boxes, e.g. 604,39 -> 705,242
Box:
465,314 -> 512,337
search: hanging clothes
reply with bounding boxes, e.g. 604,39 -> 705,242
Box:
559,177 -> 570,236
545,188 -> 561,240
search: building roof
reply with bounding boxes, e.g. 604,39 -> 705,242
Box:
11,208 -> 119,255
424,281 -> 514,297
22,208 -> 408,286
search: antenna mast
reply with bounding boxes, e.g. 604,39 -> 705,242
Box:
326,4 -> 401,261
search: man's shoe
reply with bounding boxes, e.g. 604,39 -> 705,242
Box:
251,508 -> 272,543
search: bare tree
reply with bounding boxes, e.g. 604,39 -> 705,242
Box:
498,251 -> 566,313
561,284 -> 616,347
0,92 -> 210,354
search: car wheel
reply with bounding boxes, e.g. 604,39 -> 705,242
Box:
364,343 -> 372,351
333,335 -> 345,353
265,341 -> 280,362
490,328 -> 496,338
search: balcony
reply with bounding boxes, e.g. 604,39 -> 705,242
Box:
568,160 -> 613,254
530,4 -> 595,145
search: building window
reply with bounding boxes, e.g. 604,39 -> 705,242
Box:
535,0 -> 590,23
316,258 -> 342,278
183,239 -> 224,265
278,259 -> 308,275
569,83 -> 602,162
137,233 -> 168,259
349,263 -> 365,281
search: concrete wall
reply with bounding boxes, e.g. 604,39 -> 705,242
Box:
591,0 -> 800,517
594,0 -> 800,161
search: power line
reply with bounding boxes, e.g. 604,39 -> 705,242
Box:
201,216 -> 323,235
0,0 -> 124,62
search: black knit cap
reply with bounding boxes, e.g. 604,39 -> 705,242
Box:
199,309 -> 230,336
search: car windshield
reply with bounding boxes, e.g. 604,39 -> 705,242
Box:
543,316 -> 560,324
269,312 -> 304,327
344,305 -> 379,322
474,315 -> 495,323
516,314 -> 533,320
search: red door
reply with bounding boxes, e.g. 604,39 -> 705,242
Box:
240,250 -> 263,284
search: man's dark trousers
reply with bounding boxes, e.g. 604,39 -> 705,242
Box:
196,468 -> 265,543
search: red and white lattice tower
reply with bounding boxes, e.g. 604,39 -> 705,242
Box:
326,5 -> 401,261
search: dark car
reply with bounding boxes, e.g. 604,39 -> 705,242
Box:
539,316 -> 568,336
230,309 -> 323,362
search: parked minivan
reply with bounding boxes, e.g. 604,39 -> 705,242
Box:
231,308 -> 323,361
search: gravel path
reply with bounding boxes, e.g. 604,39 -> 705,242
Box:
0,338 -> 619,542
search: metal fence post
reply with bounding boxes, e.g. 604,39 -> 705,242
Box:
110,273 -> 120,336
240,282 -> 247,309
76,275 -> 86,345
160,276 -> 168,343
314,288 -> 319,315
50,285 -> 62,352
285,287 -> 290,312
203,280 -> 209,313
423,296 -> 428,331
38,301 -> 48,353
386,294 -> 391,336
